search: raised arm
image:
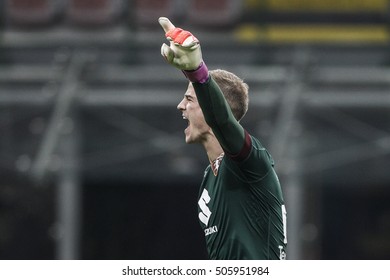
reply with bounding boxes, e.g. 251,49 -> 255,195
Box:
192,75 -> 247,157
159,17 -> 248,157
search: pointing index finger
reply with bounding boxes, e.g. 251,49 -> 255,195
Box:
158,17 -> 175,33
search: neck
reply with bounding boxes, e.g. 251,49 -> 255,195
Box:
202,135 -> 224,162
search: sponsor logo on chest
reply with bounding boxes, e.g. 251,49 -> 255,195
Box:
204,225 -> 218,236
198,189 -> 218,236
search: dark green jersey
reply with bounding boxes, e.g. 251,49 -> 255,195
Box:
193,77 -> 287,260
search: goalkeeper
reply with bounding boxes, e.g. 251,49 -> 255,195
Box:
159,17 -> 287,260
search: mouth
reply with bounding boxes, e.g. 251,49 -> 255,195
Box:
182,115 -> 190,132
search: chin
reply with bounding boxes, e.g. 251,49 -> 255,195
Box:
185,133 -> 199,144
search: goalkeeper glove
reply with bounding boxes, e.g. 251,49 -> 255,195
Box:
159,17 -> 204,72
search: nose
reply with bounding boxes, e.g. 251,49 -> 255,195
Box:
177,98 -> 186,111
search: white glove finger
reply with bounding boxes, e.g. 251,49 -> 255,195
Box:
158,17 -> 175,33
161,43 -> 175,63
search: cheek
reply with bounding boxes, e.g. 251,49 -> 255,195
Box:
187,103 -> 208,129
193,111 -> 209,130
191,106 -> 202,120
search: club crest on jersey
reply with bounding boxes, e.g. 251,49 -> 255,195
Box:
210,153 -> 224,176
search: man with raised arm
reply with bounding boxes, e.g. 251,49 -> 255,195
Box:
159,17 -> 287,260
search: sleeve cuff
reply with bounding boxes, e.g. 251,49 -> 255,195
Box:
182,62 -> 209,84
225,130 -> 252,162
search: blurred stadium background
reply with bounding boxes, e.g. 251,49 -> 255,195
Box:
0,0 -> 389,260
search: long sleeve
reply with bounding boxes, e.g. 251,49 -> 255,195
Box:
192,77 -> 250,159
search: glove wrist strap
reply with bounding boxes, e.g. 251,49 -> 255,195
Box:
182,62 -> 209,84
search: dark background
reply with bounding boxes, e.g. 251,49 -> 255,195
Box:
0,0 -> 390,260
